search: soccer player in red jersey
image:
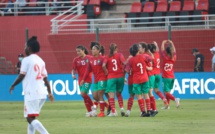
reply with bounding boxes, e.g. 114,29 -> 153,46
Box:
161,40 -> 180,109
125,47 -> 135,117
81,44 -> 108,117
72,45 -> 96,117
90,42 -> 110,114
139,42 -> 158,116
125,44 -> 152,117
102,43 -> 126,117
149,42 -> 169,109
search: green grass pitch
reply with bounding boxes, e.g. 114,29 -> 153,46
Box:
0,100 -> 214,134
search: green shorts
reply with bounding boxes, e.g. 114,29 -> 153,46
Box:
106,77 -> 124,93
148,75 -> 155,89
162,78 -> 174,92
154,74 -> 161,89
79,83 -> 91,93
133,81 -> 149,95
93,81 -> 107,92
128,84 -> 135,95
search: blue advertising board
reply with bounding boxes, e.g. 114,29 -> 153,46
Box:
0,72 -> 214,101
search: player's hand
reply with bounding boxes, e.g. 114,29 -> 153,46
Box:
124,78 -> 127,84
48,94 -> 54,102
9,86 -> 14,94
72,74 -> 76,80
80,80 -> 84,86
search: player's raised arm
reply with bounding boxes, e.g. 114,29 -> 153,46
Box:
153,41 -> 159,51
161,40 -> 168,51
168,40 -> 176,53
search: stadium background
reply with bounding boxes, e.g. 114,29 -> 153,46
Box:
0,0 -> 215,101
0,15 -> 215,73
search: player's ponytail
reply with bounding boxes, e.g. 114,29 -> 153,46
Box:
100,46 -> 105,56
166,46 -> 173,59
109,43 -> 117,57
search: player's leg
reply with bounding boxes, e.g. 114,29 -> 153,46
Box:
148,75 -> 158,116
25,99 -> 49,134
104,91 -> 111,115
125,84 -> 135,117
116,77 -> 125,116
133,84 -> 146,117
142,81 -> 151,117
92,83 -> 99,109
107,78 -> 117,116
80,83 -> 94,114
97,80 -> 107,117
154,75 -> 168,107
163,78 -> 180,108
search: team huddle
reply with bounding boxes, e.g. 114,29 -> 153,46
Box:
72,40 -> 180,117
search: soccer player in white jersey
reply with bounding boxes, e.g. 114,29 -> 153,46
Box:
9,36 -> 54,134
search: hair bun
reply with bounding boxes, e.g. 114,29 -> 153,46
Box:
31,36 -> 37,40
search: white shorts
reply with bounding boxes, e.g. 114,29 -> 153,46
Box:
24,99 -> 46,118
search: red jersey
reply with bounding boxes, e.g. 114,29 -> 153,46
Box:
126,55 -> 133,85
83,55 -> 107,83
152,52 -> 161,75
144,54 -> 154,77
126,54 -> 152,84
72,55 -> 92,85
103,53 -> 125,79
161,51 -> 176,78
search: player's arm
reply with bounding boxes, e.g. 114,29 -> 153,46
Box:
168,40 -> 176,53
71,70 -> 76,79
161,40 -> 167,51
153,41 -> 159,51
195,57 -> 201,71
102,58 -> 108,75
213,62 -> 215,72
9,74 -> 25,94
119,53 -> 127,65
43,77 -> 54,102
125,58 -> 132,74
81,62 -> 91,85
71,58 -> 77,79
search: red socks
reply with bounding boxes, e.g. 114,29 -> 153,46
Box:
83,95 -> 93,112
138,99 -> 145,112
99,101 -> 105,113
165,92 -> 176,101
117,94 -> 124,109
127,97 -> 134,111
156,91 -> 166,100
109,98 -> 116,113
145,99 -> 151,111
150,96 -> 156,111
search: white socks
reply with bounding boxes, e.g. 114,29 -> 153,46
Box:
31,119 -> 49,134
28,124 -> 35,134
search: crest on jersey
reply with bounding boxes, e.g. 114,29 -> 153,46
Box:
98,60 -> 100,63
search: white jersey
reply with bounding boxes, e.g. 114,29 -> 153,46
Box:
20,54 -> 48,101
212,55 -> 215,71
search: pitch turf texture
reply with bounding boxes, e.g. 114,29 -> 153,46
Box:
0,100 -> 214,134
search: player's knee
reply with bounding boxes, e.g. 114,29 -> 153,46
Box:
81,92 -> 86,97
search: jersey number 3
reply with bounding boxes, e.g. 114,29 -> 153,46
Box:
112,59 -> 118,71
